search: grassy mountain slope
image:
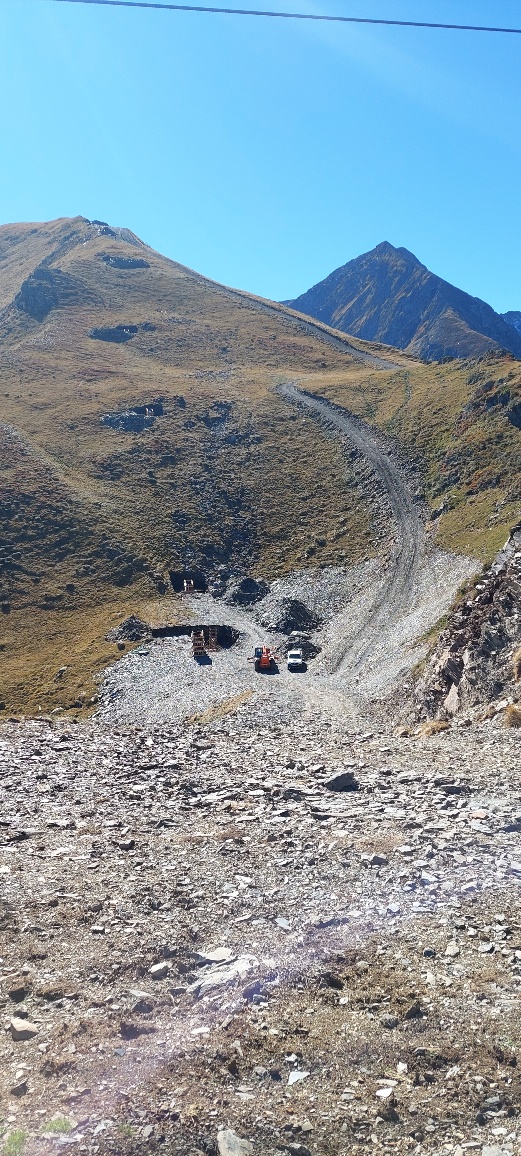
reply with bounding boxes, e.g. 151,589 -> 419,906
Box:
0,216 -> 394,714
304,354 -> 521,560
285,242 -> 521,361
0,218 -> 519,717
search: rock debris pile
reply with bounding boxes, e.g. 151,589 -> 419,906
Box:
414,526 -> 521,724
105,616 -> 151,644
0,715 -> 520,1156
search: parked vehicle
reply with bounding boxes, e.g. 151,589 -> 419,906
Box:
287,647 -> 303,671
250,645 -> 279,672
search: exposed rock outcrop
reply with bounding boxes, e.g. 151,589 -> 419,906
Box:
414,524 -> 521,721
101,399 -> 164,432
100,254 -> 150,270
502,310 -> 521,335
15,266 -> 99,321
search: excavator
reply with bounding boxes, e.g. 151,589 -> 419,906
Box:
250,645 -> 279,673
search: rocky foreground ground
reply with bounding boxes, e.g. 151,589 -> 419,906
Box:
1,713 -> 520,1156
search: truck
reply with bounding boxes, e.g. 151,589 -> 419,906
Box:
287,646 -> 303,672
251,645 -> 279,672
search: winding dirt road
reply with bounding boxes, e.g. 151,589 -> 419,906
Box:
278,383 -> 424,676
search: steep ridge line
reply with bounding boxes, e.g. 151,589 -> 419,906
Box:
142,240 -> 401,369
216,288 -> 401,369
278,382 -> 424,675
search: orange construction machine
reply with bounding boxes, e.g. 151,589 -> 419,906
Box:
249,645 -> 279,672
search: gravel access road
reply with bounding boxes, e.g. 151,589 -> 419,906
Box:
277,384 -> 425,679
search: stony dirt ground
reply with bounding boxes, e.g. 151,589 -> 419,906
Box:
1,373 -> 518,1156
1,713 -> 520,1156
96,546 -> 475,734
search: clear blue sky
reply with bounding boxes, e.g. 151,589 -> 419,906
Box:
1,0 -> 520,310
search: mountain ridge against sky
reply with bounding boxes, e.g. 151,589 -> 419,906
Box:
285,242 -> 521,361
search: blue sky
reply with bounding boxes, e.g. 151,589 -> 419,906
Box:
1,0 -> 520,310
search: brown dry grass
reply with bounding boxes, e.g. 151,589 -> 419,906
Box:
416,719 -> 450,737
504,704 -> 521,728
307,355 -> 521,562
0,218 -> 381,714
184,689 -> 253,726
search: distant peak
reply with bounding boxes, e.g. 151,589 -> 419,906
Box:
372,241 -> 398,254
369,241 -> 421,264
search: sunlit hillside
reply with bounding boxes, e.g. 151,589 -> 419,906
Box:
0,217 -> 519,715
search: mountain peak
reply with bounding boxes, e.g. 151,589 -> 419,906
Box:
285,245 -> 521,361
372,240 -> 401,255
369,241 -> 425,266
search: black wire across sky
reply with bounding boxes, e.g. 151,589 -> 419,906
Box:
40,0 -> 521,35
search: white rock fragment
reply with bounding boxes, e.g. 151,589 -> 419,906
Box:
445,942 -> 460,958
190,955 -> 256,996
217,1130 -> 253,1156
197,947 -> 235,964
10,1018 -> 39,1041
288,1070 -> 310,1086
149,962 -> 169,980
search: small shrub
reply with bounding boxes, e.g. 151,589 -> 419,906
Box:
504,704 -> 521,729
42,1119 -> 73,1135
2,1132 -> 27,1156
116,1124 -> 135,1140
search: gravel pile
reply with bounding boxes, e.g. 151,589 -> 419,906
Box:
105,615 -> 151,643
224,578 -> 270,606
264,567 -> 361,622
256,597 -> 320,634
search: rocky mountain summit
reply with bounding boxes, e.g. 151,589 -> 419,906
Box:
286,244 -> 521,361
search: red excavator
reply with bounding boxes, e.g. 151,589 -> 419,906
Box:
249,645 -> 279,672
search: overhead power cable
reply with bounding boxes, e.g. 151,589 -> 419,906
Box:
42,0 -> 521,35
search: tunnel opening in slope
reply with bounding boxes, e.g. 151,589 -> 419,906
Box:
169,570 -> 208,593
151,624 -> 240,649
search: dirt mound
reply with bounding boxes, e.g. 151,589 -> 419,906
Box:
257,595 -> 320,634
105,614 -> 151,642
224,577 -> 270,605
